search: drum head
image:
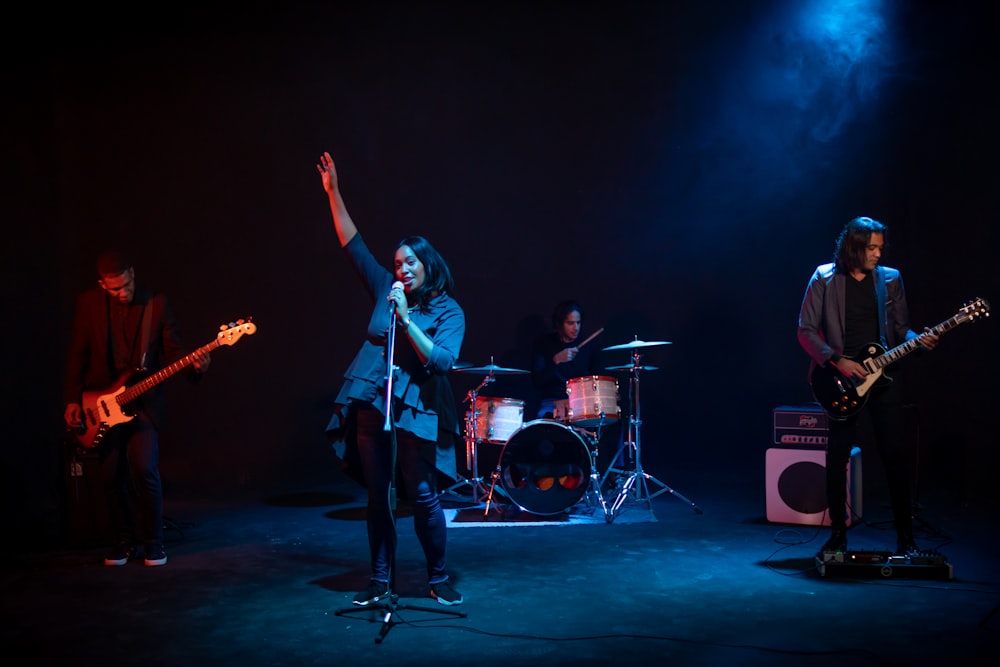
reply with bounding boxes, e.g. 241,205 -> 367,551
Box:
498,420 -> 592,516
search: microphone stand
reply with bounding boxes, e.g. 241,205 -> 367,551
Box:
384,307 -> 398,432
335,296 -> 466,643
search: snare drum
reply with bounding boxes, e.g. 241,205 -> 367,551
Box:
469,396 -> 524,444
565,375 -> 620,427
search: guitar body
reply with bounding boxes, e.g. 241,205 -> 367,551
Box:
77,373 -> 141,450
809,343 -> 889,421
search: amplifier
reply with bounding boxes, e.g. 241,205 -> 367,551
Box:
773,404 -> 829,446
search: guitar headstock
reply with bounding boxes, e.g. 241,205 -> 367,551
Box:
217,318 -> 257,346
960,298 -> 990,323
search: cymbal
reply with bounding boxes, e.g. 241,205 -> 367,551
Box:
605,364 -> 659,371
453,363 -> 529,375
451,361 -> 474,370
602,338 -> 673,351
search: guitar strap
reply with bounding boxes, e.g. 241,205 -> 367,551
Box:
138,303 -> 152,371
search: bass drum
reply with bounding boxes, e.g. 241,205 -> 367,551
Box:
498,420 -> 592,516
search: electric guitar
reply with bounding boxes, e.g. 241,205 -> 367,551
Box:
74,318 -> 257,450
810,298 -> 990,420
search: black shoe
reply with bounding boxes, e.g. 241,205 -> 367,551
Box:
104,542 -> 136,567
144,543 -> 168,567
820,529 -> 847,553
352,580 -> 389,607
430,580 -> 463,606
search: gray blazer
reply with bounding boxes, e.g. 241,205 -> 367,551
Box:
797,263 -> 918,372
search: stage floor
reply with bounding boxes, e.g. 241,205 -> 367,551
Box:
3,464 -> 998,666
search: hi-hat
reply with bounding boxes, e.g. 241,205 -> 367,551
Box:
602,338 -> 672,351
605,364 -> 659,372
453,363 -> 529,375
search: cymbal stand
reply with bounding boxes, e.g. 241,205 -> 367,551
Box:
602,350 -> 702,521
441,371 -> 497,505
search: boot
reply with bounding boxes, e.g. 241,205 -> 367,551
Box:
896,531 -> 920,556
820,527 -> 847,554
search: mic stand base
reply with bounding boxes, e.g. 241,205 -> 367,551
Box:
334,595 -> 467,644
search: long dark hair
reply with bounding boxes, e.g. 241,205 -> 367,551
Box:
396,235 -> 455,306
551,300 -> 583,331
834,216 -> 887,273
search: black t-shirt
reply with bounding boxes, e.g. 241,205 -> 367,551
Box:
530,331 -> 601,400
843,272 -> 880,357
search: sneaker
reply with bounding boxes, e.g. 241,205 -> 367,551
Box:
430,580 -> 463,606
352,580 -> 389,607
104,542 -> 136,567
144,544 -> 168,567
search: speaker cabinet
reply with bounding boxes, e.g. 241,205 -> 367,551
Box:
63,447 -> 114,546
765,446 -> 862,526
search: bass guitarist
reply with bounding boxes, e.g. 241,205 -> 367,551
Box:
63,250 -> 210,566
797,216 -> 938,556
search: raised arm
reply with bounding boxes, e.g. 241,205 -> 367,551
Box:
316,151 -> 358,247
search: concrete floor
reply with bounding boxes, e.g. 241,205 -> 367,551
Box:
3,455 -> 998,667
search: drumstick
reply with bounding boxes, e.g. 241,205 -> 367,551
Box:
576,327 -> 605,349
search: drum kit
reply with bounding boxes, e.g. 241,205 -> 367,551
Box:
445,338 -> 701,522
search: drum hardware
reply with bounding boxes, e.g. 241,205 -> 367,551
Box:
601,345 -> 702,521
442,357 -> 528,505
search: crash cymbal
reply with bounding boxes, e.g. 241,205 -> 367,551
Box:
602,338 -> 673,351
452,363 -> 529,375
451,360 -> 474,370
605,364 -> 659,371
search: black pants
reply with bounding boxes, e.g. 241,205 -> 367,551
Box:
826,379 -> 914,540
99,414 -> 164,549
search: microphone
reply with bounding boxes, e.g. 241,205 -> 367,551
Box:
388,281 -> 404,312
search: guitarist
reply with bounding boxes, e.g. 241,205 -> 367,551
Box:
797,216 -> 938,556
63,250 -> 211,566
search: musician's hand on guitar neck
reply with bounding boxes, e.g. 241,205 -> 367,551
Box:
917,328 -> 940,351
193,350 -> 212,373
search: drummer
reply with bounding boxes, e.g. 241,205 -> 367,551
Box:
530,300 -> 603,419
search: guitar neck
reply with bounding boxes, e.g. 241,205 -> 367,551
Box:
118,340 -> 220,404
871,312 -> 967,370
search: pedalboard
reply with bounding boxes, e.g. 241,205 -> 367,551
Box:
815,549 -> 953,580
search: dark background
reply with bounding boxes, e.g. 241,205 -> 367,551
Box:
4,0 -> 997,538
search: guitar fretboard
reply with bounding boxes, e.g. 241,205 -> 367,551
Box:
117,340 -> 220,406
872,312 -> 973,370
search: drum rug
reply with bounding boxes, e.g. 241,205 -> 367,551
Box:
444,504 -> 656,527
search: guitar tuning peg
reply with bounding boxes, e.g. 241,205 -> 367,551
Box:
219,324 -> 229,331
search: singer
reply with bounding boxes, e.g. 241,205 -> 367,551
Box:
317,152 -> 466,607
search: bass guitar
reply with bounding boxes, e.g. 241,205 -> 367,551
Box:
810,298 -> 989,420
75,318 -> 257,450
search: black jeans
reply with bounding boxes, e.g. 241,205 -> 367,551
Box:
355,405 -> 449,585
99,414 -> 163,549
826,379 -> 914,539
